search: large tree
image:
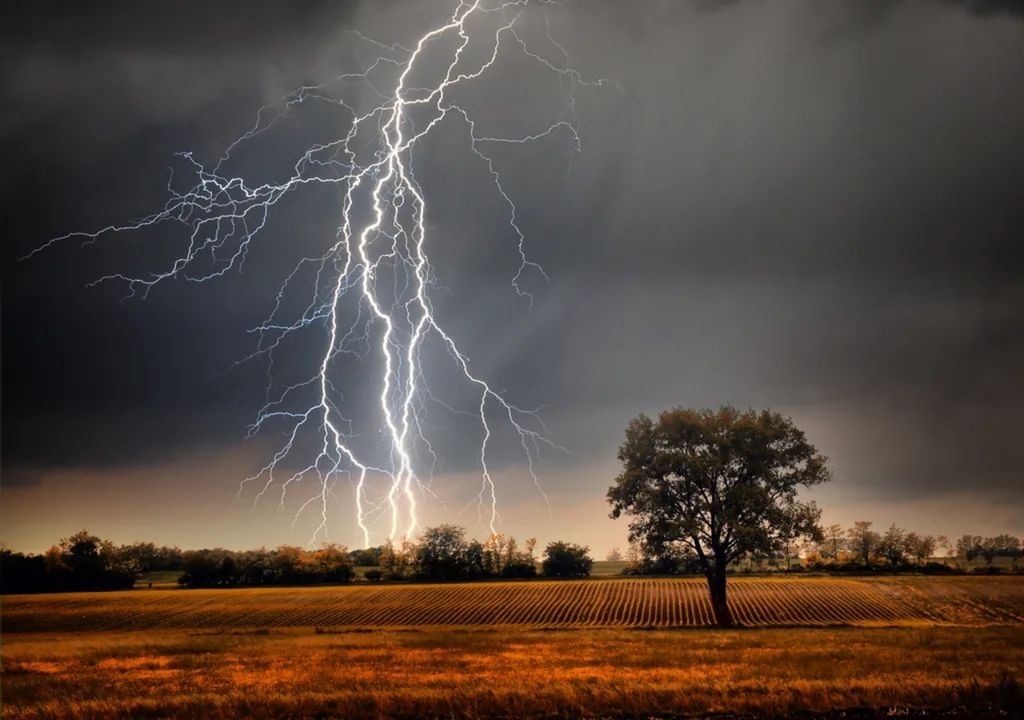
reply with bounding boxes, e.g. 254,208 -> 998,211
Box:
608,406 -> 830,626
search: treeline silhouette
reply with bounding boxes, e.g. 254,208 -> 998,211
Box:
803,524 -> 1021,573
1,525 -> 595,593
4,522 -> 1019,594
179,545 -> 355,587
622,521 -> 1023,575
1,530 -> 146,593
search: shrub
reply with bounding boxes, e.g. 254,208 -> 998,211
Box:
542,542 -> 593,578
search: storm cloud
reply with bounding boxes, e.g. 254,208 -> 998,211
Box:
3,0 -> 1022,550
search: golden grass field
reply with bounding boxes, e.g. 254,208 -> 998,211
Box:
3,576 -> 1023,719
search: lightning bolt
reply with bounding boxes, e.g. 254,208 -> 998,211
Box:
27,0 -> 611,547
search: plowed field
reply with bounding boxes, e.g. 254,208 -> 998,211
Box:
4,576 -> 1022,632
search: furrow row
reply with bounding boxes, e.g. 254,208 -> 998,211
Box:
6,577 -> 1022,632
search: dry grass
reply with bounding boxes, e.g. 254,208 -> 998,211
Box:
3,626 -> 1022,718
4,575 -> 1023,632
3,577 -> 1022,718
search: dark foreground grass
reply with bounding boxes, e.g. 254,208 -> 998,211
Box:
2,626 -> 1022,719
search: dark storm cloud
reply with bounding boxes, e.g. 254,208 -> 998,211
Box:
941,1 -> 1024,19
1,1 -> 358,474
3,0 -> 1023,517
3,1 -> 352,55
692,0 -> 1024,21
531,0 -> 1024,502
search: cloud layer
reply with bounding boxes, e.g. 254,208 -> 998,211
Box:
3,1 -> 1022,549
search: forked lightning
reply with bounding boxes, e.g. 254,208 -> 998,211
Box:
28,0 -> 610,546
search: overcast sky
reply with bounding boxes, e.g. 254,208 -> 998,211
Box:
2,0 -> 1023,554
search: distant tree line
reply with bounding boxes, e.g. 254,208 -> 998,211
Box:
952,534 -> 1021,570
6,521 -> 1017,595
803,522 -> 951,571
368,525 -> 592,581
0,530 -> 156,593
179,544 -> 356,587
1,525 -> 595,593
619,521 -> 1022,576
176,526 -> 592,587
804,523 -> 1021,573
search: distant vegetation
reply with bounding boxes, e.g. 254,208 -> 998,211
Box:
0,531 -> 145,594
802,524 -> 1022,573
624,523 -> 1022,576
2,520 -> 1021,595
0,526 -> 592,593
179,545 -> 355,588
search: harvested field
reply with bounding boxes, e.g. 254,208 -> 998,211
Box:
4,577 -> 1023,718
3,626 -> 1022,719
4,576 -> 1022,633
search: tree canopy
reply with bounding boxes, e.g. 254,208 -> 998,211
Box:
542,542 -> 594,578
608,406 -> 830,625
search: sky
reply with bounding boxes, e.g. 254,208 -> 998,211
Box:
2,0 -> 1023,555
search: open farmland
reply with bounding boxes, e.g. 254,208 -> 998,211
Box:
3,577 -> 1023,719
3,575 -> 1023,632
3,626 -> 1022,719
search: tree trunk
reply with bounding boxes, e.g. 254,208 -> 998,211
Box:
706,568 -> 733,627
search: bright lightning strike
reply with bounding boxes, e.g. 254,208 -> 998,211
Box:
28,0 -> 611,547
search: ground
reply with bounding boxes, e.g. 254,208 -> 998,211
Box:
3,576 -> 1022,719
